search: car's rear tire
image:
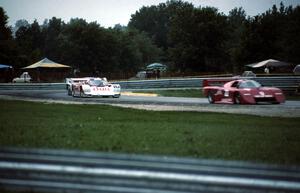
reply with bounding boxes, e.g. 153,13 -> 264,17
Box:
71,86 -> 76,97
207,91 -> 215,104
67,87 -> 72,96
233,92 -> 241,104
113,94 -> 120,98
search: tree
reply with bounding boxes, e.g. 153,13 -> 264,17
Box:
168,6 -> 228,72
114,28 -> 162,76
0,7 -> 17,66
0,7 -> 12,40
129,1 -> 230,73
43,17 -> 64,60
238,3 -> 300,72
129,0 -> 193,52
15,20 -> 44,66
13,19 -> 29,36
58,18 -> 120,74
282,5 -> 300,63
226,7 -> 247,73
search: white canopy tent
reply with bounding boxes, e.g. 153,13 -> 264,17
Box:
293,64 -> 300,74
246,59 -> 291,68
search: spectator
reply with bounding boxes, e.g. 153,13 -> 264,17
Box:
156,69 -> 160,79
264,67 -> 270,74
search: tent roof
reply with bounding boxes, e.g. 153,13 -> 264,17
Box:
0,64 -> 12,69
293,64 -> 300,73
22,58 -> 71,69
146,63 -> 167,71
246,59 -> 291,68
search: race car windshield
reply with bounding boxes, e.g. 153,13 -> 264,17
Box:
89,79 -> 105,86
239,80 -> 261,88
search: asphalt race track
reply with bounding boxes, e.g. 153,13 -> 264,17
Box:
1,90 -> 300,117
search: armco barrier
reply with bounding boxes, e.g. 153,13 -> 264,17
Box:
114,78 -> 203,89
1,147 -> 300,193
0,76 -> 299,91
254,76 -> 300,91
114,76 -> 300,91
0,83 -> 66,90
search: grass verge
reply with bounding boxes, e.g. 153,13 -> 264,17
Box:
0,100 -> 300,165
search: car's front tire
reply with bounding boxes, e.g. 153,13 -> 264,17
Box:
272,101 -> 280,104
113,94 -> 120,98
233,92 -> 241,104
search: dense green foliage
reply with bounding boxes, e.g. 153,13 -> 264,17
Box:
129,1 -> 300,73
0,1 -> 300,78
0,7 -> 16,66
0,100 -> 300,165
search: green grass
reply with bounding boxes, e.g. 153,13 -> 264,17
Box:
0,100 -> 300,165
135,89 -> 300,100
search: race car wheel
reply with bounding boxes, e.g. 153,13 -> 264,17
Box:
80,90 -> 84,98
67,88 -> 72,96
113,94 -> 120,98
207,91 -> 215,104
234,92 -> 241,104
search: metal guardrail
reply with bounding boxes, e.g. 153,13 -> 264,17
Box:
0,76 -> 299,91
115,78 -> 203,89
0,148 -> 300,193
116,76 -> 300,91
0,83 -> 65,90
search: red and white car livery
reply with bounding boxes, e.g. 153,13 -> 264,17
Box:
203,79 -> 285,104
66,77 -> 121,98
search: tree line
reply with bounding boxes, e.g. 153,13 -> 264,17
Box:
1,0 -> 300,79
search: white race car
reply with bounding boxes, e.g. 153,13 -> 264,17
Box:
66,77 -> 121,98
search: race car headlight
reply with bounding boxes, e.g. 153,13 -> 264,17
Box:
243,93 -> 251,96
275,92 -> 283,95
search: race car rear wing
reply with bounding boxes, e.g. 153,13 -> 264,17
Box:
202,78 -> 236,87
66,78 -> 90,85
66,77 -> 109,85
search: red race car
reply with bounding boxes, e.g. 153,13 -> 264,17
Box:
203,79 -> 285,104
